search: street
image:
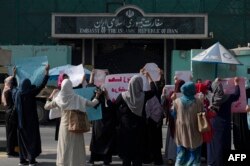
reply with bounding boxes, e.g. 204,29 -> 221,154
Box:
0,122 -> 211,166
0,123 -> 169,166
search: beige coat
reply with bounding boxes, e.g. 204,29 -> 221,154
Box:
45,99 -> 98,166
173,98 -> 203,149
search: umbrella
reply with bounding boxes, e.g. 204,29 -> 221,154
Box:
192,42 -> 242,78
49,64 -> 73,76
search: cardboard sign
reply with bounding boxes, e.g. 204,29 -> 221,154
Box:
143,63 -> 161,81
14,56 -> 48,86
175,71 -> 192,83
163,85 -> 175,96
74,87 -> 102,121
105,73 -> 136,102
94,69 -> 107,87
64,64 -> 85,87
221,77 -> 247,112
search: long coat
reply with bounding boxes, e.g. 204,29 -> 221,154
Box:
114,82 -> 156,162
16,75 -> 49,159
207,85 -> 240,166
89,95 -> 117,162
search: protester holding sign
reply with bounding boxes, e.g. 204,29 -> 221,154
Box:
88,70 -> 118,166
143,69 -> 164,165
163,78 -> 185,165
207,77 -> 240,166
172,82 -> 203,166
14,64 -> 50,166
232,87 -> 250,151
44,79 -> 100,166
112,70 -> 155,166
1,67 -> 18,157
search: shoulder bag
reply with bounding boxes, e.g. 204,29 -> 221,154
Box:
68,110 -> 90,133
197,111 -> 211,133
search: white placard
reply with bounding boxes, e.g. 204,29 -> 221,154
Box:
64,64 -> 85,87
221,77 -> 247,112
105,73 -> 136,102
163,85 -> 175,96
94,69 -> 107,87
143,63 -> 161,81
175,71 -> 192,82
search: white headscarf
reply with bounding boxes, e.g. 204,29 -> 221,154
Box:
54,79 -> 87,112
121,75 -> 145,116
1,76 -> 14,106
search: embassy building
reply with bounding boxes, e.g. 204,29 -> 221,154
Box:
0,0 -> 249,83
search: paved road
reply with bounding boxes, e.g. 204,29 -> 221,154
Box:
0,123 -> 208,166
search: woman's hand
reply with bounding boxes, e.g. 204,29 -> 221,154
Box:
144,71 -> 153,82
95,90 -> 102,99
48,89 -> 59,99
45,64 -> 50,75
13,66 -> 17,76
234,77 -> 239,86
171,92 -> 177,100
246,105 -> 250,112
162,88 -> 166,96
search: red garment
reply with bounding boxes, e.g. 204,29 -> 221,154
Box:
195,83 -> 215,143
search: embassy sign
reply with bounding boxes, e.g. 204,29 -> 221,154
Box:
52,5 -> 208,39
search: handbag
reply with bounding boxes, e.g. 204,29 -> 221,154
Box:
197,111 -> 211,133
68,110 -> 90,133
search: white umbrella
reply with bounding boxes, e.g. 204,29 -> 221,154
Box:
49,64 -> 73,76
192,42 -> 241,77
49,64 -> 91,81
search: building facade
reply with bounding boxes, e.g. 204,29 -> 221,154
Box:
0,0 -> 249,83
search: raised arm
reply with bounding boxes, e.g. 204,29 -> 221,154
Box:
144,71 -> 157,100
28,64 -> 50,96
229,77 -> 240,102
85,89 -> 100,107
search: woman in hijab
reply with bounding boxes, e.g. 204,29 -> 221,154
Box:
142,69 -> 165,165
88,71 -> 117,166
113,71 -> 155,166
14,65 -> 49,166
1,68 -> 18,157
207,77 -> 240,166
232,87 -> 250,151
44,79 -> 100,166
173,82 -> 203,166
163,78 -> 185,165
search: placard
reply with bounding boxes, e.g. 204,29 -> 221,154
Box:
221,77 -> 247,112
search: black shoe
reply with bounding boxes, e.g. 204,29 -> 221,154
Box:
29,160 -> 38,166
103,162 -> 111,166
18,160 -> 29,166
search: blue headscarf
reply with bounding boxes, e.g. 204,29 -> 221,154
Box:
14,78 -> 32,128
180,82 -> 196,107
